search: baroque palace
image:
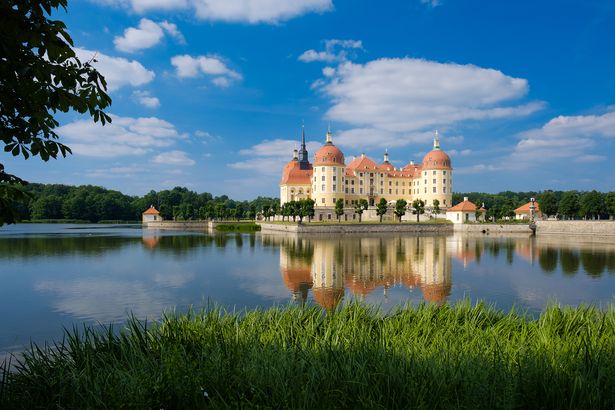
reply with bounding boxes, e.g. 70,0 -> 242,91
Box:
280,127 -> 453,220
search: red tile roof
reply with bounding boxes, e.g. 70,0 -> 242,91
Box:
447,199 -> 477,212
143,206 -> 160,215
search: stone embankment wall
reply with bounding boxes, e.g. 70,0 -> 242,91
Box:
454,224 -> 533,234
144,221 -> 254,230
536,221 -> 615,236
258,222 -> 453,234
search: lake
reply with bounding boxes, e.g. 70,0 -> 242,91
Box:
1,224 -> 615,359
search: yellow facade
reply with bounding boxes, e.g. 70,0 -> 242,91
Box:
280,130 -> 453,210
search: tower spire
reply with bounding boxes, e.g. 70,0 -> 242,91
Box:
298,121 -> 310,169
384,148 -> 389,163
326,123 -> 333,144
433,130 -> 441,150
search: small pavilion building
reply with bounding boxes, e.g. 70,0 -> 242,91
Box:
142,205 -> 161,223
514,201 -> 541,220
446,197 -> 479,223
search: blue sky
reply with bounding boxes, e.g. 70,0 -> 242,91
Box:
5,0 -> 615,199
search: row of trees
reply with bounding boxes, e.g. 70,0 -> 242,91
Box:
11,184 -> 278,223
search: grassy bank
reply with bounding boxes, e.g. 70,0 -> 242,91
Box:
215,223 -> 260,232
263,219 -> 452,225
2,302 -> 615,409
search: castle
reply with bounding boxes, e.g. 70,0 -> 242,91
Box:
280,127 -> 453,219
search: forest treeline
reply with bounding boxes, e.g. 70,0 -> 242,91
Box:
7,183 -> 615,223
453,190 -> 615,220
11,184 -> 278,222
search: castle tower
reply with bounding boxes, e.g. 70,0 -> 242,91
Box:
418,130 -> 453,208
298,124 -> 310,170
312,126 -> 345,208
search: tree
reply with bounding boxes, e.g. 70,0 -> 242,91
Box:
605,192 -> 615,220
298,199 -> 314,223
558,191 -> 580,220
262,205 -> 270,221
410,199 -> 424,223
579,190 -> 604,220
432,199 -> 440,218
395,199 -> 408,223
539,191 -> 558,218
354,199 -> 368,222
335,198 -> 344,221
376,198 -> 388,222
1,0 -> 112,225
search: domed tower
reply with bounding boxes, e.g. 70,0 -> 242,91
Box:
312,126 -> 345,208
419,131 -> 453,209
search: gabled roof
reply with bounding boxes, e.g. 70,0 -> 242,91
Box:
280,159 -> 312,185
143,206 -> 159,215
447,199 -> 477,212
514,201 -> 541,214
346,155 -> 378,171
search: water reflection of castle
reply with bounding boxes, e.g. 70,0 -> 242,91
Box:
279,236 -> 453,309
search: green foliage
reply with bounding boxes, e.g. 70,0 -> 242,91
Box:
432,199 -> 440,216
353,199 -> 369,222
1,0 -> 112,225
376,198 -> 388,222
215,223 -> 260,232
410,199 -> 424,223
579,190 -> 605,219
605,192 -> 615,218
395,199 -> 408,222
334,198 -> 344,221
559,191 -> 580,220
539,191 -> 558,217
3,302 -> 615,409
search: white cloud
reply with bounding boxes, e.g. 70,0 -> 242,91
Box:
334,128 -> 433,149
57,114 -> 185,157
511,111 -> 615,163
95,0 -> 332,23
85,165 -> 146,178
299,38 -> 363,63
315,58 -> 542,149
322,66 -> 335,77
114,18 -> 185,53
75,48 -> 155,91
230,138 -> 321,174
133,90 -> 160,108
152,150 -> 196,166
575,154 -> 607,163
171,54 -> 242,87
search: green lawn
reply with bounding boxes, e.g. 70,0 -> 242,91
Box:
2,302 -> 614,409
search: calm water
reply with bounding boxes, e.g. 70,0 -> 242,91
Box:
1,224 -> 615,358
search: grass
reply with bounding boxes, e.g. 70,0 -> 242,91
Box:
215,223 -> 261,232
2,302 -> 615,409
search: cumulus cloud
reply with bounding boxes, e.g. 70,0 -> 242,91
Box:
56,114 -> 185,157
152,150 -> 196,166
299,39 -> 363,63
511,111 -> 615,163
171,54 -> 242,87
95,0 -> 332,23
114,18 -> 185,53
75,48 -> 154,91
314,58 -> 542,149
229,138 -> 321,174
133,90 -> 160,108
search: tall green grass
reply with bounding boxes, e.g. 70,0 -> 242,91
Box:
2,302 -> 615,409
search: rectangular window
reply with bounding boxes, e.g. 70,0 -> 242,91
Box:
424,188 -> 427,193
322,167 -> 325,172
433,179 -> 436,184
370,173 -> 374,177
360,180 -> 363,185
396,189 -> 398,194
360,188 -> 363,194
359,172 -> 363,177
389,181 -> 392,186
433,170 -> 436,175
443,179 -> 446,185
321,198 -> 325,204
345,188 -> 348,194
333,184 -> 337,191
424,172 -> 427,176
345,179 -> 348,185
433,187 -> 436,193
443,187 -> 447,193
333,167 -> 336,172
333,175 -> 336,181
321,184 -> 325,191
370,178 -> 374,185
396,181 -> 399,186
424,179 -> 427,185
389,189 -> 392,194
332,198 -> 336,204
322,175 -> 325,181
351,180 -> 355,185
402,189 -> 405,194
380,180 -> 383,185
443,170 -> 447,175
380,189 -> 383,194
351,188 -> 355,194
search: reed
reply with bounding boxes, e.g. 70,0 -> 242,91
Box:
2,302 -> 615,409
